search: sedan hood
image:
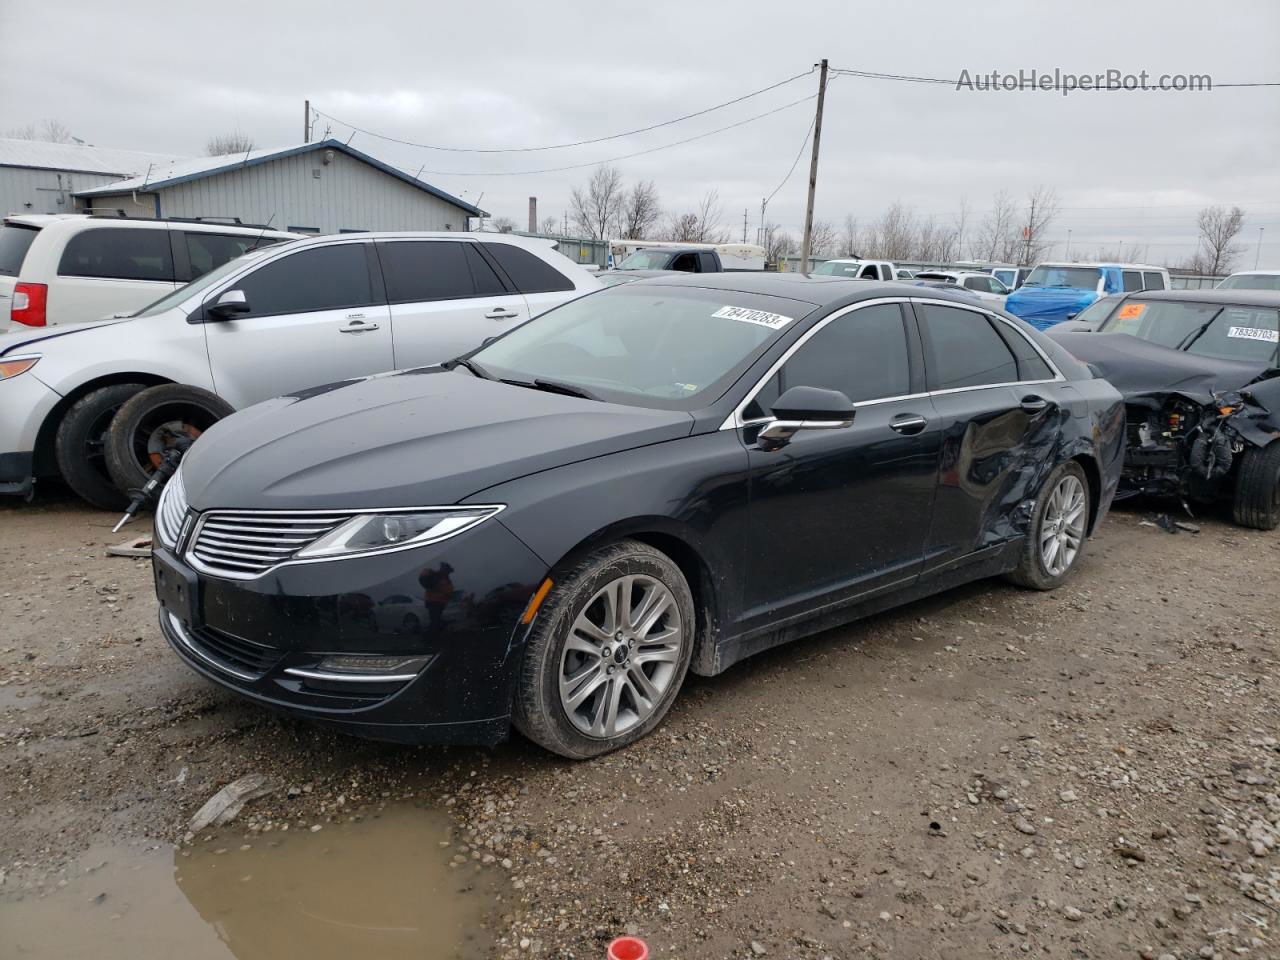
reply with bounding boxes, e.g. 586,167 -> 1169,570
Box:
1052,331 -> 1275,400
0,317 -> 132,357
181,367 -> 695,511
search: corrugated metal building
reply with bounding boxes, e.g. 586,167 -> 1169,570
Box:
0,138 -> 187,216
74,139 -> 484,232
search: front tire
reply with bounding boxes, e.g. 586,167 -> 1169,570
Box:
1233,441 -> 1280,530
104,383 -> 234,497
54,383 -> 146,510
1006,460 -> 1091,591
512,540 -> 695,759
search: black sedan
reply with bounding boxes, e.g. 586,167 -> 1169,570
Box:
152,275 -> 1124,758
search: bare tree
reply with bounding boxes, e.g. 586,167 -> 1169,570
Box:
540,216 -> 561,236
694,190 -> 727,243
663,212 -> 700,243
839,214 -> 861,257
1192,205 -> 1246,275
953,197 -> 972,260
1020,186 -> 1060,265
6,119 -> 73,143
808,219 -> 838,257
490,216 -> 518,234
975,191 -> 1019,263
618,180 -> 661,240
864,202 -> 921,261
206,131 -> 255,156
761,223 -> 796,264
570,164 -> 626,241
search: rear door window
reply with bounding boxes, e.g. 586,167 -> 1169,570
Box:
1142,271 -> 1165,290
230,243 -> 374,318
58,227 -> 174,281
698,252 -> 718,272
1122,270 -> 1143,292
992,321 -> 1055,380
746,303 -> 912,418
964,276 -> 993,293
482,242 -> 575,293
920,304 -> 1019,390
0,224 -> 39,276
184,232 -> 283,280
377,241 -> 505,302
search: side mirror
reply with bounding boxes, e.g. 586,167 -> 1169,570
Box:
758,385 -> 856,447
1065,311 -> 1078,320
207,289 -> 251,321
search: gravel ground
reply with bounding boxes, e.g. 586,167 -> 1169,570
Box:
1,490 -> 1277,959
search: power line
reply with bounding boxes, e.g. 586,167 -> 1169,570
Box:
830,66 -> 1280,89
357,93 -> 817,178
313,68 -> 815,154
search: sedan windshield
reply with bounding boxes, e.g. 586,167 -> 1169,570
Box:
616,250 -> 674,269
1217,273 -> 1280,291
470,285 -> 813,410
1100,299 -> 1280,364
1023,266 -> 1101,289
1071,295 -> 1121,328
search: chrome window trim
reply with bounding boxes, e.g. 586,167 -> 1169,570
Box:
720,297 -> 1065,431
184,504 -> 505,581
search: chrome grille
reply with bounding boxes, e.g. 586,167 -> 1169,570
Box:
188,512 -> 352,578
154,468 -> 188,548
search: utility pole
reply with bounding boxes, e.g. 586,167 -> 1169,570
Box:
757,197 -> 767,247
1065,228 -> 1072,260
1256,226 -> 1265,269
304,100 -> 311,143
798,58 -> 828,274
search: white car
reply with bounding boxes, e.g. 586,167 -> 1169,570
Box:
810,259 -> 898,281
1217,270 -> 1280,291
0,232 -> 599,508
0,214 -> 298,331
913,270 -> 1011,306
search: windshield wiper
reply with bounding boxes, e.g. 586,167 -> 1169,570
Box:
447,357 -> 493,379
501,377 -> 599,401
1173,308 -> 1225,352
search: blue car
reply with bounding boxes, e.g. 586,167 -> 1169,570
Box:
1006,263 -> 1170,330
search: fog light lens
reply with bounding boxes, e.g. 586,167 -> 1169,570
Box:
315,654 -> 431,676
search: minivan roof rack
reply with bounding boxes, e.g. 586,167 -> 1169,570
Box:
78,211 -> 275,230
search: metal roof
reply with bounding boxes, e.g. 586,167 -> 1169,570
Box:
0,138 -> 188,176
74,139 -> 485,216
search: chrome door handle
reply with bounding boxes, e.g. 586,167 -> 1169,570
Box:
484,308 -> 520,320
339,320 -> 380,333
888,414 -> 928,435
1020,395 -> 1049,413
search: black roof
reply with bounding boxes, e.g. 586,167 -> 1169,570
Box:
1130,289 -> 1280,308
634,272 -> 965,307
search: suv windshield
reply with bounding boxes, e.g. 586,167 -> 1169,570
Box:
1100,299 -> 1280,364
0,224 -> 39,277
470,285 -> 813,410
1217,274 -> 1280,291
131,242 -> 294,317
1023,265 -> 1101,289
616,250 -> 675,270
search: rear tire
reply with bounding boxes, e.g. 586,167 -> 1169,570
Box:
104,383 -> 234,497
1233,441 -> 1280,530
54,383 -> 146,510
512,539 -> 694,759
1006,460 -> 1092,591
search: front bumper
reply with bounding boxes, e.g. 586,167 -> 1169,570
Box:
154,518 -> 548,745
0,371 -> 60,496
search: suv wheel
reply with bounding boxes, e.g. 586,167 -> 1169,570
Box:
513,540 -> 694,759
104,384 -> 234,497
54,383 -> 146,510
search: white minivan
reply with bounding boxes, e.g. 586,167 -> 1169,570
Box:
0,215 -> 298,331
0,232 -> 600,508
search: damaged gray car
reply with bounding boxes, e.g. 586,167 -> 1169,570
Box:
1052,290 -> 1280,529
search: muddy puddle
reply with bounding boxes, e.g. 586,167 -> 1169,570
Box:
1,806 -> 499,959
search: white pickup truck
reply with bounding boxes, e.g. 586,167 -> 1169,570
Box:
810,259 -> 902,281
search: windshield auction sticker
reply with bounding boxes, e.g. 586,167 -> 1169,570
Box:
712,305 -> 795,330
1226,326 -> 1279,343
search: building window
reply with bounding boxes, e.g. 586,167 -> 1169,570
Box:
339,228 -> 369,234
287,225 -> 320,234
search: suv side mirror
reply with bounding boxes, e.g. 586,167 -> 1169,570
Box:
207,289 -> 251,321
758,385 -> 856,447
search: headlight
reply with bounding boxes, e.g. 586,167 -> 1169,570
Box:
293,506 -> 504,560
0,356 -> 39,381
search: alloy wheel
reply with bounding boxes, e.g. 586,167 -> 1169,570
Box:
558,574 -> 683,739
1040,474 -> 1087,577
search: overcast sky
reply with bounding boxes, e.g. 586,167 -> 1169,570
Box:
2,0 -> 1277,267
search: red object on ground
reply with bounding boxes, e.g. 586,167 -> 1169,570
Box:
607,936 -> 649,960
